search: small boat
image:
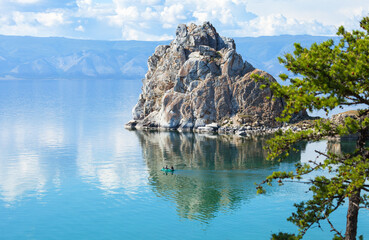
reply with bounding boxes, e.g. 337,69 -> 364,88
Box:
161,168 -> 174,172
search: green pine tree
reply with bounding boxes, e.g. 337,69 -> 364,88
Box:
252,16 -> 369,240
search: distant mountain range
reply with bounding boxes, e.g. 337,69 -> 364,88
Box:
0,34 -> 338,80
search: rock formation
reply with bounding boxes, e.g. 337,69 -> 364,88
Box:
126,22 -> 302,133
328,110 -> 360,141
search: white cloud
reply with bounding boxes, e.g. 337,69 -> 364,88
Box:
12,11 -> 27,24
191,0 -> 250,25
192,11 -> 207,23
141,7 -> 159,21
122,28 -> 172,41
76,0 -> 114,18
117,5 -> 139,20
246,0 -> 369,27
0,0 -> 368,40
160,4 -> 186,27
105,0 -> 256,40
236,14 -> 335,37
75,24 -> 84,32
0,10 -> 67,36
35,11 -> 65,27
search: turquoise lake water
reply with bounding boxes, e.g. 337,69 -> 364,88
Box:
0,79 -> 368,239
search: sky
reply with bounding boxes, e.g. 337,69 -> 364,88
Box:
0,0 -> 368,41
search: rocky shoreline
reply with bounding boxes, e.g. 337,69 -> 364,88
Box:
125,119 -> 313,137
126,115 -> 359,141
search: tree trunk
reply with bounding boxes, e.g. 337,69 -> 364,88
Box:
345,190 -> 361,240
345,118 -> 369,240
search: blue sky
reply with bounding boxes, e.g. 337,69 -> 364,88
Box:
0,0 -> 368,40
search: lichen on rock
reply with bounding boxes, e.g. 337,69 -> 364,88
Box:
126,22 -> 298,132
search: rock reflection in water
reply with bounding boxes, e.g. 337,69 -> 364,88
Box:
328,139 -> 356,155
135,131 -> 305,223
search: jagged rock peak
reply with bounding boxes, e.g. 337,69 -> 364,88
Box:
126,22 -> 308,133
173,22 -> 235,51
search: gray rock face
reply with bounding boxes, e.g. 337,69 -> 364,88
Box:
127,22 -> 289,131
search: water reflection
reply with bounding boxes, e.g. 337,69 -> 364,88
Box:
75,130 -> 149,196
0,151 -> 46,203
0,79 -> 143,204
328,139 -> 356,154
0,119 -> 68,203
135,131 -> 306,223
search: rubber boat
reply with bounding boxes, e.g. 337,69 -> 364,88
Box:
161,168 -> 174,172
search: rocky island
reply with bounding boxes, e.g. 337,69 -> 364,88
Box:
125,22 -> 308,135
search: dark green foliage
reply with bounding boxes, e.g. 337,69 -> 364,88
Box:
271,232 -> 298,240
253,17 -> 369,240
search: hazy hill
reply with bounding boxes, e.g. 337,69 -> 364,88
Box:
235,35 -> 339,78
0,35 -> 338,80
0,35 -> 168,80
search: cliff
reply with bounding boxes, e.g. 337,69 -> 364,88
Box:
126,22 -> 305,133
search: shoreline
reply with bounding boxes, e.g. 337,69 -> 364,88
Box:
124,119 -> 358,141
124,120 -> 306,137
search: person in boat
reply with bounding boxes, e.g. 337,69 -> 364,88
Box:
171,166 -> 174,171
165,165 -> 168,169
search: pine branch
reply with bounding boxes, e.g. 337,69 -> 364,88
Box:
326,217 -> 344,238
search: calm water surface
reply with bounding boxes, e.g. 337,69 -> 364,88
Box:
0,79 -> 368,239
